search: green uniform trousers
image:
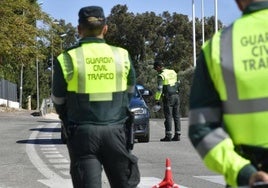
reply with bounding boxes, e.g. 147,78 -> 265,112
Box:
66,124 -> 140,188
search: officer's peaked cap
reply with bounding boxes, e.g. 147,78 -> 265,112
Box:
78,6 -> 105,24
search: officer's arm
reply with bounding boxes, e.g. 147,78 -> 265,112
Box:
127,58 -> 136,101
51,58 -> 67,122
154,75 -> 163,101
188,51 -> 257,187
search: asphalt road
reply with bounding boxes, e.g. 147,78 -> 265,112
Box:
0,110 -> 226,188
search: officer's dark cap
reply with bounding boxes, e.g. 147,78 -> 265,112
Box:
154,61 -> 164,69
78,6 -> 106,24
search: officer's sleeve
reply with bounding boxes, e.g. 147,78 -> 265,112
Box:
52,58 -> 67,121
188,50 -> 256,187
154,75 -> 163,101
127,57 -> 136,101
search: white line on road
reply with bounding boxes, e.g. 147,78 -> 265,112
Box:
45,154 -> 64,158
40,147 -> 57,151
26,121 -> 219,188
26,124 -> 72,188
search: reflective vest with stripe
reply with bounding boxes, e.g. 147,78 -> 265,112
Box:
57,42 -> 131,101
203,9 -> 268,147
155,69 -> 178,100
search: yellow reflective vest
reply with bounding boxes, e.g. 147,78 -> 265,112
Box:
57,42 -> 131,102
155,68 -> 178,100
200,8 -> 268,186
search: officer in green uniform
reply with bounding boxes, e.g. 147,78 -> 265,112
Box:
52,6 -> 140,188
154,61 -> 181,142
188,0 -> 268,187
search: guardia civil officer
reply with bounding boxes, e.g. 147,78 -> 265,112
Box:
153,61 -> 181,142
188,0 -> 268,187
52,6 -> 140,188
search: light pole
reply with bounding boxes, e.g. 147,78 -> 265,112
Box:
214,0 -> 218,32
19,64 -> 23,109
192,0 -> 196,67
36,57 -> 39,110
36,2 -> 43,111
201,0 -> 205,45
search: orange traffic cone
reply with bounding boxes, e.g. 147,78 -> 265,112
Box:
152,158 -> 179,188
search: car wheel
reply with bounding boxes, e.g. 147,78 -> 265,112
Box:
138,134 -> 149,143
137,126 -> 150,143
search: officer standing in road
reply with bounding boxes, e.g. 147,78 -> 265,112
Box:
153,61 -> 181,142
52,6 -> 140,188
188,0 -> 268,187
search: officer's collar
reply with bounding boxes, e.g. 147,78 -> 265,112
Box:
79,37 -> 105,44
243,1 -> 268,15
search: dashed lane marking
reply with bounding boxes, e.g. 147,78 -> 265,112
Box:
26,124 -> 72,187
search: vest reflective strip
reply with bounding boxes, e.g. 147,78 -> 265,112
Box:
196,127 -> 228,158
189,107 -> 221,125
75,47 -> 86,93
61,45 -> 128,101
61,52 -> 74,82
220,25 -> 268,114
110,46 -> 123,92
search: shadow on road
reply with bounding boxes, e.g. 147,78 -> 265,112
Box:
16,126 -> 64,145
30,127 -> 61,132
16,138 -> 63,145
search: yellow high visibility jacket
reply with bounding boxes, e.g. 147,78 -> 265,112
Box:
57,42 -> 131,102
155,68 -> 178,101
190,6 -> 268,186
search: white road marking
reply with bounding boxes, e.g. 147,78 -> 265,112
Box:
40,147 -> 57,151
53,164 -> 69,169
43,151 -> 60,154
40,144 -> 55,147
45,154 -> 64,158
39,133 -> 52,137
26,124 -> 73,188
27,123 -> 224,188
60,170 -> 70,176
49,158 -> 69,163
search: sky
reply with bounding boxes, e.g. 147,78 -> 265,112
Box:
38,0 -> 242,27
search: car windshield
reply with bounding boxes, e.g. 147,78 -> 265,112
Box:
134,87 -> 141,98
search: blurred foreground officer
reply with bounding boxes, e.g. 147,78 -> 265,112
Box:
188,0 -> 268,187
154,61 -> 181,142
52,6 -> 140,188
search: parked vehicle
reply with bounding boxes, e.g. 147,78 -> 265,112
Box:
130,84 -> 151,143
60,84 -> 151,144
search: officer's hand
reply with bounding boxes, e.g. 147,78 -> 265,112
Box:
249,171 -> 268,187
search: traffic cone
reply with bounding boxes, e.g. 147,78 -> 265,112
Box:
152,158 -> 179,188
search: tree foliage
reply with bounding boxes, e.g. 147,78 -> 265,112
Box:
0,2 -> 224,111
